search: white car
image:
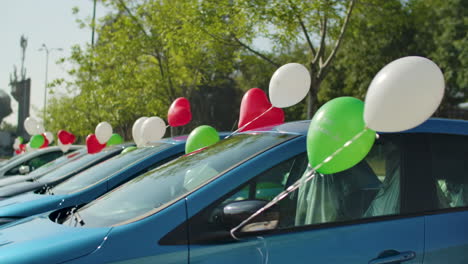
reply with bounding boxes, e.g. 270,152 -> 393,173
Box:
0,146 -> 82,180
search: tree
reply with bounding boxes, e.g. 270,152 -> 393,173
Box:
320,0 -> 415,101
47,0 -> 243,139
197,0 -> 357,117
410,0 -> 468,116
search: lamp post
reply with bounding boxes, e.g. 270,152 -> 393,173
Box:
38,44 -> 62,126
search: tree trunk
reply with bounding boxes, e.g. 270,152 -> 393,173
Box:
307,74 -> 321,119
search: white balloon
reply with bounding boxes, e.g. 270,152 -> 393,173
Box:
36,123 -> 45,134
132,117 -> 148,147
13,138 -> 21,150
269,63 -> 311,108
24,117 -> 38,135
140,116 -> 166,146
364,56 -> 445,132
95,122 -> 113,144
44,131 -> 54,144
26,143 -> 36,152
58,140 -> 71,153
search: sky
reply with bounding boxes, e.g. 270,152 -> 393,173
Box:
0,0 -> 108,126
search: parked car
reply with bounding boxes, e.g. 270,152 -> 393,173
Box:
0,148 -> 88,188
0,118 -> 466,264
0,145 -> 130,199
0,146 -> 82,179
0,137 -> 187,223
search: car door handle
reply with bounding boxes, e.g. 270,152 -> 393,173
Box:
368,250 -> 416,264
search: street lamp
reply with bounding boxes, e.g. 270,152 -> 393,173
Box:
38,44 -> 62,126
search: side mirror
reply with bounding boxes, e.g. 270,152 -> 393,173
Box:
18,165 -> 31,175
222,200 -> 279,233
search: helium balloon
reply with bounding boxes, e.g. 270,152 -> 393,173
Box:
95,122 -> 113,144
13,137 -> 22,150
132,117 -> 148,147
36,123 -> 45,134
57,130 -> 76,145
307,97 -> 376,174
26,143 -> 36,152
185,125 -> 220,154
269,63 -> 311,108
122,146 -> 137,154
58,140 -> 71,153
364,56 -> 445,132
86,134 -> 107,154
30,134 -> 45,149
40,135 -> 49,148
140,116 -> 166,145
238,88 -> 285,132
24,117 -> 39,135
44,132 -> 54,144
106,133 -> 123,146
168,97 -> 192,127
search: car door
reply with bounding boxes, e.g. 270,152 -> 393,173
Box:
260,134 -> 424,264
423,134 -> 468,263
181,138 -> 307,264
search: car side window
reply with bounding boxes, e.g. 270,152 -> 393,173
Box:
26,151 -> 63,170
185,154 -> 309,241
4,151 -> 64,176
431,134 -> 468,209
224,153 -> 309,204
285,138 -> 401,228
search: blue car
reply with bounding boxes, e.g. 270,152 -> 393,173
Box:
0,138 -> 186,223
0,145 -> 129,199
0,148 -> 89,188
0,118 -> 467,264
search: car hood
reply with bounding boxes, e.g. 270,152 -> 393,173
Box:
0,192 -> 67,217
0,175 -> 34,188
0,181 -> 44,198
0,215 -> 111,263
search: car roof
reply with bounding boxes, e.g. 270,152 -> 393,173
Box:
241,118 -> 468,136
151,131 -> 232,145
402,118 -> 468,136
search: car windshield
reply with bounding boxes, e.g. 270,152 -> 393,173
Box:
27,149 -> 87,179
63,133 -> 295,227
37,148 -> 118,183
51,143 -> 172,195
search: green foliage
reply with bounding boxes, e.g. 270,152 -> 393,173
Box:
46,0 -> 467,136
410,0 -> 468,109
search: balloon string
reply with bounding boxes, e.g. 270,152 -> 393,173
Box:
225,106 -> 274,139
230,127 -> 369,240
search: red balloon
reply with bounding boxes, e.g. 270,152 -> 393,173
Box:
86,134 -> 106,154
40,134 -> 49,148
15,149 -> 22,155
168,97 -> 192,127
58,130 -> 76,145
19,144 -> 26,152
238,88 -> 285,132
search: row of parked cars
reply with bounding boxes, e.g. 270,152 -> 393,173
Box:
0,118 -> 466,263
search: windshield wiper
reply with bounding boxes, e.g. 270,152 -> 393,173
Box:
69,207 -> 85,227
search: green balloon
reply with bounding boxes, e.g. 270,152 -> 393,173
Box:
185,125 -> 220,154
30,134 -> 45,149
17,136 -> 24,144
307,97 -> 376,174
121,146 -> 137,154
106,133 -> 123,146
